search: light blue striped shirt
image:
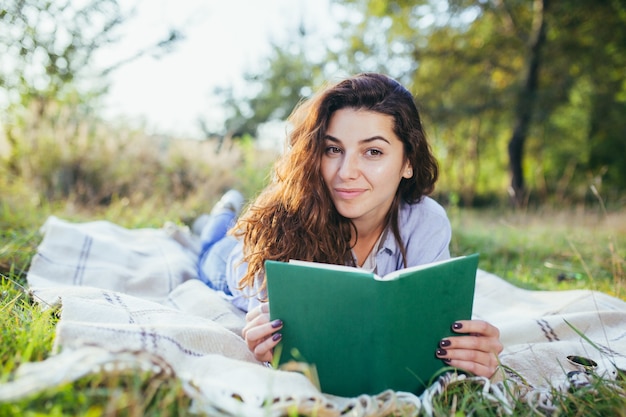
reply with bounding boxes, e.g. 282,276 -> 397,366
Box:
225,196 -> 451,312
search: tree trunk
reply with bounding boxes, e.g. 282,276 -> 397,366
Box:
507,0 -> 548,206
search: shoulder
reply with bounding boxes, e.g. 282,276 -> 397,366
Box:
399,196 -> 450,230
394,196 -> 451,265
376,196 -> 451,273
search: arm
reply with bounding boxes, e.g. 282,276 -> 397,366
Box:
223,240 -> 281,361
435,320 -> 503,378
241,302 -> 283,362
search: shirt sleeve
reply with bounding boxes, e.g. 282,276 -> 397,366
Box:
225,239 -> 264,312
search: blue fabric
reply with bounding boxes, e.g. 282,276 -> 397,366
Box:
199,196 -> 452,312
224,196 -> 452,312
197,211 -> 237,293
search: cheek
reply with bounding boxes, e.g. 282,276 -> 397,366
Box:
320,160 -> 334,184
365,163 -> 403,185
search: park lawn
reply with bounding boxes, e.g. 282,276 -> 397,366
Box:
450,206 -> 625,299
1,200 -> 625,416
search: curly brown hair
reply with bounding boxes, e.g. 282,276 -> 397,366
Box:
233,73 -> 439,294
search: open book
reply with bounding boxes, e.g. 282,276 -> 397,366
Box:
265,253 -> 479,397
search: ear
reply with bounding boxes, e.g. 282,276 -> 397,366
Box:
402,164 -> 413,179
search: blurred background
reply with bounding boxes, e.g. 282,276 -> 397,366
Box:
2,3 -> 625,412
1,0 -> 625,212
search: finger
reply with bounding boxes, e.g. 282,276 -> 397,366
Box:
443,357 -> 499,378
451,320 -> 500,338
436,347 -> 500,378
243,319 -> 283,349
441,335 -> 503,355
437,345 -> 495,364
242,309 -> 272,340
245,302 -> 269,323
253,332 -> 283,362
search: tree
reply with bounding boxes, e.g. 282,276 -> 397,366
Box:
324,0 -> 626,202
331,0 -> 538,204
0,0 -> 181,173
567,1 -> 626,192
1,0 -> 124,109
204,24 -> 325,149
215,0 -> 626,201
506,0 -> 548,205
0,0 -> 182,107
0,0 -> 183,205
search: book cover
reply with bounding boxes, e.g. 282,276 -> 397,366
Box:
265,253 -> 479,397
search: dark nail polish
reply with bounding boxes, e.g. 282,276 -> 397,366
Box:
271,319 -> 283,329
436,348 -> 447,357
272,333 -> 282,342
440,339 -> 451,347
442,358 -> 452,363
452,322 -> 463,330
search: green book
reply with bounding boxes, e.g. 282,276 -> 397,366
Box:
265,253 -> 479,397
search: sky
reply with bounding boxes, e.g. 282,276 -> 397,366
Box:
97,0 -> 334,140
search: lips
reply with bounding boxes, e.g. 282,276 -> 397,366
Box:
334,188 -> 366,200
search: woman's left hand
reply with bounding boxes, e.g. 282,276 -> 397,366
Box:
435,320 -> 503,378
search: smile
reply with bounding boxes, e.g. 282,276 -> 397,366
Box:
334,188 -> 366,199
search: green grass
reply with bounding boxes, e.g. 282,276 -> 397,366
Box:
449,206 -> 626,299
425,371 -> 626,417
1,171 -> 625,415
0,265 -> 194,415
0,196 -> 191,417
0,276 -> 56,378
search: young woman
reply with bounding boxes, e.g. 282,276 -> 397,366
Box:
198,73 -> 503,379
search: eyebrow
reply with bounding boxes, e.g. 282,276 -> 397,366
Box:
323,134 -> 391,145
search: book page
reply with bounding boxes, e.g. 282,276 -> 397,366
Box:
377,255 -> 467,281
288,259 -> 373,277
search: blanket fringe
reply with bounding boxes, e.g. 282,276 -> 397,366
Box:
0,345 -> 616,416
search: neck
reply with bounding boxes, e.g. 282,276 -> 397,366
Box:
351,222 -> 386,267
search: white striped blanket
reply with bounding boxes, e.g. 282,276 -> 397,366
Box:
1,215 -> 624,416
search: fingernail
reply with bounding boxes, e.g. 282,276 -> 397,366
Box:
272,333 -> 282,342
442,358 -> 452,363
271,319 -> 283,329
440,339 -> 451,347
452,322 -> 463,330
436,348 -> 447,357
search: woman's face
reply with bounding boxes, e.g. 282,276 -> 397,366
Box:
321,108 -> 412,234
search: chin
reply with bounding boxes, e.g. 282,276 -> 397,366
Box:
335,207 -> 362,220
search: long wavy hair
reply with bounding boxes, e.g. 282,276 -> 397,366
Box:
233,73 -> 439,293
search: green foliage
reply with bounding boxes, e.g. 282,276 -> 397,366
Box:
1,0 -> 625,413
0,370 -> 192,416
232,135 -> 275,198
449,207 -> 626,298
546,373 -> 626,417
211,35 -> 326,138
2,198 -> 626,415
0,274 -> 192,415
0,0 -> 182,203
0,0 -> 122,108
0,276 -> 56,377
0,100 -> 276,223
0,0 -> 181,110
427,371 -> 626,416
226,0 -> 626,204
1,137 -> 625,414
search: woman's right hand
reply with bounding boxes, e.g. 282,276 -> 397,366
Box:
241,302 -> 283,362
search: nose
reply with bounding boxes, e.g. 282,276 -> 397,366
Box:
337,152 -> 360,180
